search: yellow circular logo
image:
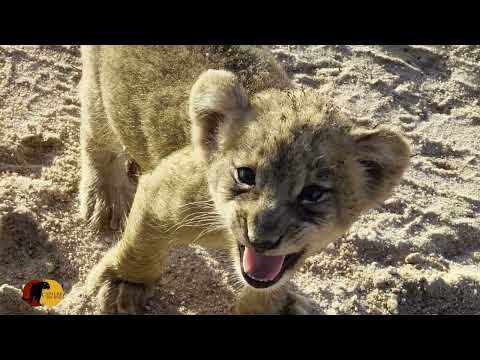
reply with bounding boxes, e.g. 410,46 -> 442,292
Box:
22,279 -> 64,308
40,279 -> 64,307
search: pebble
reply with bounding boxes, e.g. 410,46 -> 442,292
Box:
465,156 -> 476,165
387,267 -> 399,276
294,74 -> 320,87
45,261 -> 56,273
373,276 -> 392,289
401,122 -> 416,131
317,68 -> 341,76
398,114 -> 419,123
0,284 -> 45,314
405,252 -> 424,265
386,296 -> 398,314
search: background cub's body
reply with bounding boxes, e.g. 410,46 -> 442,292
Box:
80,45 -> 290,172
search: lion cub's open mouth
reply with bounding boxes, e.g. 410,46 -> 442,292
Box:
238,245 -> 303,289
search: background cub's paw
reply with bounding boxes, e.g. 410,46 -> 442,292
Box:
79,180 -> 135,233
79,184 -> 110,232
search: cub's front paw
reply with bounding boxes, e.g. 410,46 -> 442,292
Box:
96,279 -> 152,314
86,261 -> 153,314
283,291 -> 312,315
234,289 -> 312,315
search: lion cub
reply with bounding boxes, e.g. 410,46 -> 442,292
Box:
80,46 -> 410,314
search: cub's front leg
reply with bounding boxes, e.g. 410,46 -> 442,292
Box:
86,167 -> 176,314
86,153 -> 215,314
86,187 -> 168,314
86,245 -> 156,314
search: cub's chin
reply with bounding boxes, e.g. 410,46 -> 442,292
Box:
236,243 -> 305,290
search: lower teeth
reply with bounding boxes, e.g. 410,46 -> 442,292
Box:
247,273 -> 272,282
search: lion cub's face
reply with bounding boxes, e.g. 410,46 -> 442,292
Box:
189,70 -> 410,291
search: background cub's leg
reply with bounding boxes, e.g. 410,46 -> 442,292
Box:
79,48 -> 136,233
80,134 -> 136,232
234,287 -> 312,315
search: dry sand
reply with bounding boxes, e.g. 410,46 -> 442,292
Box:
0,45 -> 479,315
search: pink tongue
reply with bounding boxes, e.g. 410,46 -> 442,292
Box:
242,247 -> 285,281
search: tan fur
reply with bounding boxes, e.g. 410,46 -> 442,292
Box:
81,46 -> 410,314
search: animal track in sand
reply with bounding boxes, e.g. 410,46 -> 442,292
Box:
0,132 -> 63,177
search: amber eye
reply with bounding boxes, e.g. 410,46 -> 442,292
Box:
298,185 -> 327,204
237,167 -> 255,186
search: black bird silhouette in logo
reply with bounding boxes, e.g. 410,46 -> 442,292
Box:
22,281 -> 50,306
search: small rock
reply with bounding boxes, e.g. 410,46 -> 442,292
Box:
398,114 -> 419,124
0,284 -> 45,314
465,156 -> 476,165
387,267 -> 399,276
312,57 -> 342,68
366,231 -> 378,242
373,276 -> 392,290
293,60 -> 317,73
326,242 -> 336,250
401,122 -> 416,131
355,116 -> 372,127
293,74 -> 320,87
317,68 -> 340,76
45,261 -> 56,273
43,133 -> 62,147
386,296 -> 398,314
270,49 -> 296,63
435,98 -> 453,113
405,252 -> 424,265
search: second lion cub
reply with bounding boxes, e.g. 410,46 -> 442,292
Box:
80,46 -> 410,314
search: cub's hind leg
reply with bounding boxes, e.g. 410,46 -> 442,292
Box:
79,48 -> 136,233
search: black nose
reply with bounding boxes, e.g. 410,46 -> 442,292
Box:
249,238 -> 281,252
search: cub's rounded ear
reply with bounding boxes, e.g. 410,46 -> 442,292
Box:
352,127 -> 411,208
189,69 -> 250,161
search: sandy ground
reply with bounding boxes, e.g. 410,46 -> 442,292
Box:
0,45 -> 479,315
